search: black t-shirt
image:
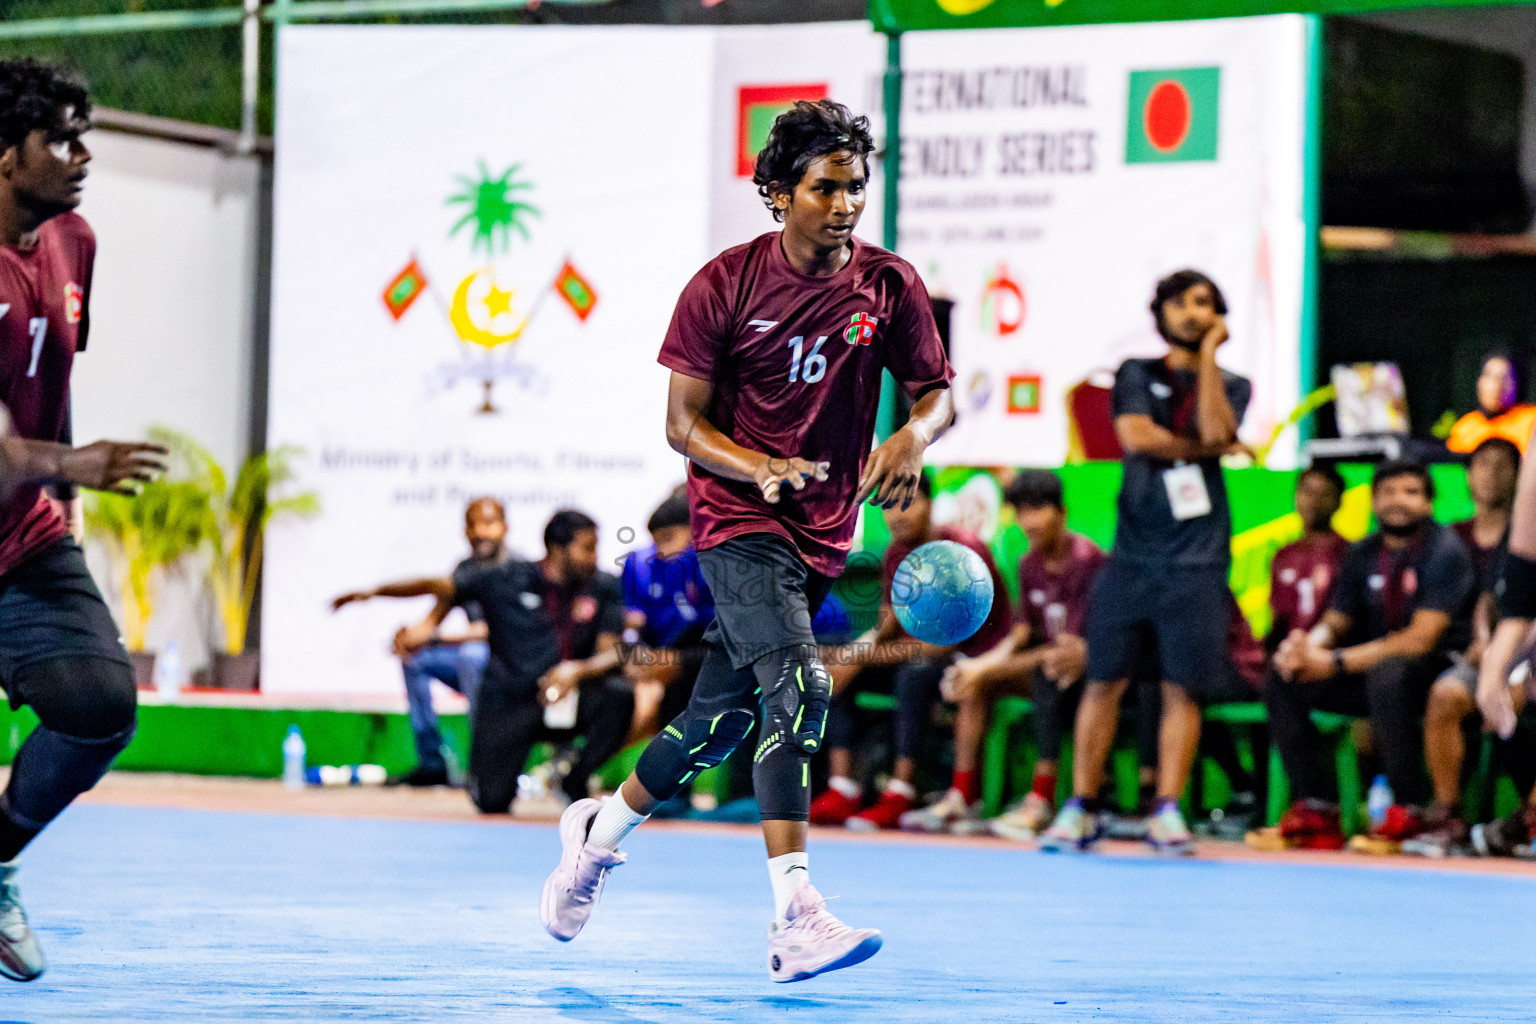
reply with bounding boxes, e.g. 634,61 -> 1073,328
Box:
1330,521 -> 1477,653
451,557 -> 625,695
449,553 -> 506,624
1109,357 -> 1252,569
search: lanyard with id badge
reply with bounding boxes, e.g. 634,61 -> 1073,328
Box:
1163,462 -> 1212,521
1154,363 -> 1213,521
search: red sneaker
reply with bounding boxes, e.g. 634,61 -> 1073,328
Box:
846,790 -> 913,832
1375,804 -> 1425,842
809,787 -> 862,827
1278,799 -> 1346,850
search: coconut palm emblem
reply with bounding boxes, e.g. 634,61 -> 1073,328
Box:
381,160 -> 597,413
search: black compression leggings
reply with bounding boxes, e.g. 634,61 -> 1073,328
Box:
0,656 -> 136,856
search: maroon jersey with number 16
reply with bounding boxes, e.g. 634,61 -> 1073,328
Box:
658,233 -> 953,578
0,212 -> 95,578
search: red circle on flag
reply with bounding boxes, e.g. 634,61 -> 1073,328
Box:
1144,80 -> 1191,153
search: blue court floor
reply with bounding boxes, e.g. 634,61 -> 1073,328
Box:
2,803 -> 1535,1023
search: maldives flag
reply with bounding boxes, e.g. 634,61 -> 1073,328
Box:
737,83 -> 829,177
553,261 -> 597,321
1126,67 -> 1220,164
382,259 -> 427,320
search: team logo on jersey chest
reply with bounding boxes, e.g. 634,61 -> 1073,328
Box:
844,312 -> 878,346
63,282 -> 82,325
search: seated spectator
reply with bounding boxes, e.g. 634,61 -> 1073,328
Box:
331,497 -> 505,787
1267,466 -> 1349,648
393,509 -> 635,814
1266,460 -> 1475,849
1408,437 -> 1521,856
620,491 -> 713,743
1447,352 -> 1536,455
940,470 -> 1105,840
810,471 -> 1011,832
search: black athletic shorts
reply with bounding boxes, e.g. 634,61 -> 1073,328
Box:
0,538 -> 129,693
697,532 -> 835,670
1085,558 -> 1231,697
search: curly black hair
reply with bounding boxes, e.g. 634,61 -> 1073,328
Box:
752,99 -> 873,222
1149,269 -> 1228,342
0,60 -> 90,154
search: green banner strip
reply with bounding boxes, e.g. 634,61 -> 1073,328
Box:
870,0 -> 1536,33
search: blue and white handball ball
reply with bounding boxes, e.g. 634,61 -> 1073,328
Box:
891,540 -> 994,646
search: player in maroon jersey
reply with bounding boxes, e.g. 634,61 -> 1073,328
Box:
1268,464 -> 1348,643
0,61 -> 168,982
540,99 -> 954,981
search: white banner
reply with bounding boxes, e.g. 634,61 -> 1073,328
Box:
902,16 -> 1308,468
265,24 -> 884,695
707,24 -> 887,254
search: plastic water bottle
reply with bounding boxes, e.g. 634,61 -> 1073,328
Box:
282,725 -> 307,791
155,640 -> 181,703
1367,774 -> 1393,829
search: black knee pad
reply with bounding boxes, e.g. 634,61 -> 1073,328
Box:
635,705 -> 756,798
758,645 -> 831,759
12,657 -> 137,740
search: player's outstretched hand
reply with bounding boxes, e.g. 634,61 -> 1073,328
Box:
755,456 -> 829,505
332,590 -> 376,611
857,427 -> 924,510
61,440 -> 169,495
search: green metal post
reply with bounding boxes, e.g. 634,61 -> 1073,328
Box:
1298,14 -> 1325,444
876,30 -> 902,445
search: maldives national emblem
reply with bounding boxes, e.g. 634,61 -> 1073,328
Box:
380,160 -> 598,413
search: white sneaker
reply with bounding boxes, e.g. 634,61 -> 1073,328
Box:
0,860 -> 44,982
897,789 -> 978,834
766,884 -> 882,983
540,798 -> 626,941
990,792 -> 1054,842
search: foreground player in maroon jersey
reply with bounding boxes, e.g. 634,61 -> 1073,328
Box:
0,61 -> 167,982
541,100 -> 955,981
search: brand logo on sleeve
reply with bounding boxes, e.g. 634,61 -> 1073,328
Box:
845,312 -> 878,346
63,282 -> 82,325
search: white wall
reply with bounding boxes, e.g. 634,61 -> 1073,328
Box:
69,127 -> 263,677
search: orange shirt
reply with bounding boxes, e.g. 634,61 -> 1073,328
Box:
1446,404 -> 1536,454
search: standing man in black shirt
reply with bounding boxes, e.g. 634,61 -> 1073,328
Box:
393,509 -> 635,813
332,497 -> 506,786
1039,269 -> 1250,856
1268,460 -> 1475,850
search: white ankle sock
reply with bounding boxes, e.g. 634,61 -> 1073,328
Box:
827,775 -> 859,800
587,791 -> 649,851
885,778 -> 916,800
767,852 -> 809,924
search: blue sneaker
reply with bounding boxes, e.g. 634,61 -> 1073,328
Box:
1037,798 -> 1103,853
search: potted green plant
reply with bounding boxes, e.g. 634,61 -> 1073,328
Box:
83,479 -> 215,689
150,429 -> 320,690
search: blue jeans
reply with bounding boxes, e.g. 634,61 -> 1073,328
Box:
402,641 -> 488,771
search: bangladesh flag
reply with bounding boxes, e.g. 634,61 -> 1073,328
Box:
1126,67 -> 1220,164
382,258 -> 428,320
553,261 -> 597,321
737,84 -> 829,177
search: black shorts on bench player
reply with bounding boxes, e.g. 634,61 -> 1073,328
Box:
538,99 -> 956,982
